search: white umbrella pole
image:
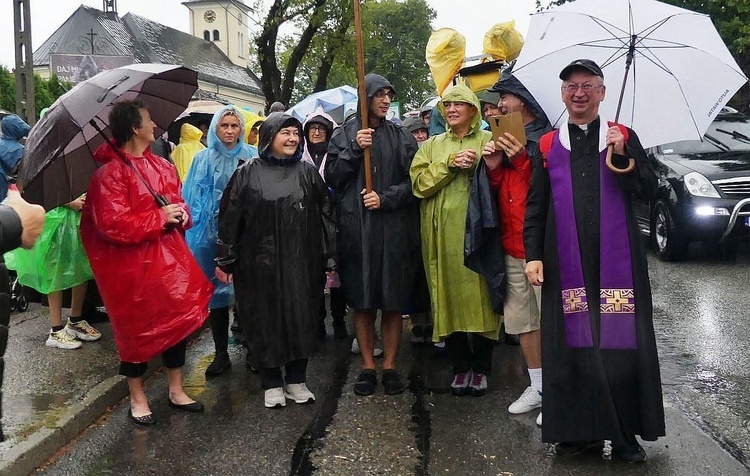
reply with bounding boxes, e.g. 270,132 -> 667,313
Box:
606,35 -> 636,174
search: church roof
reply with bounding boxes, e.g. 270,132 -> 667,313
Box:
33,5 -> 262,95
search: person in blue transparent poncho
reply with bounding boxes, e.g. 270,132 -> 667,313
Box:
183,105 -> 258,376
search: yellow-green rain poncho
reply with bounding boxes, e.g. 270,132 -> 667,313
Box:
172,123 -> 206,181
240,110 -> 265,146
410,84 -> 500,341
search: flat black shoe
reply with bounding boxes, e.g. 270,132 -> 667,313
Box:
128,410 -> 156,426
168,399 -> 205,413
612,441 -> 646,463
382,369 -> 405,395
353,369 -> 377,396
554,440 -> 604,456
205,352 -> 231,377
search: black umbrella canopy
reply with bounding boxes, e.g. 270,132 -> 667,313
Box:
19,64 -> 198,210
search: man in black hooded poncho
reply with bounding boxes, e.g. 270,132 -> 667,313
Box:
217,113 -> 337,409
326,73 -> 420,397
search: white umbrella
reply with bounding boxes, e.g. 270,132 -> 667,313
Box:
288,85 -> 358,124
512,0 -> 748,149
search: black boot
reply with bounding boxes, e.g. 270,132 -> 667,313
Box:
206,352 -> 231,377
206,307 -> 231,377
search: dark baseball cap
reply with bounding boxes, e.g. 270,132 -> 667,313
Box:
559,59 -> 604,80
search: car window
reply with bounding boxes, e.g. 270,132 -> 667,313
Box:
659,116 -> 750,155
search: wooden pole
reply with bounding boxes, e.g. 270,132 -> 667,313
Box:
353,0 -> 373,192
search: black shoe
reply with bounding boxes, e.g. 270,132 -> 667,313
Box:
168,399 -> 205,413
333,320 -> 348,339
82,307 -> 109,324
128,410 -> 157,426
230,319 -> 242,333
612,437 -> 646,463
205,352 -> 231,377
382,369 -> 405,395
554,440 -> 605,456
245,352 -> 259,373
353,369 -> 377,396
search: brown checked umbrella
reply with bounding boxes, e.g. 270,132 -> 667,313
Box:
19,63 -> 198,210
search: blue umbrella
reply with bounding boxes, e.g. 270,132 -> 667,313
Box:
288,85 -> 358,124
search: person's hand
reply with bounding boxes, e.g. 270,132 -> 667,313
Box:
482,140 -> 503,171
496,132 -> 523,160
356,128 -> 375,149
4,188 -> 45,249
451,148 -> 477,169
162,204 -> 185,225
361,189 -> 381,210
66,195 -> 85,212
525,260 -> 544,286
606,125 -> 626,156
215,267 -> 232,284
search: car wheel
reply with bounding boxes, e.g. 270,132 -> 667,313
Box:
651,200 -> 687,261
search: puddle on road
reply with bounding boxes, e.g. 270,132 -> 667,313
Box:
0,392 -> 73,452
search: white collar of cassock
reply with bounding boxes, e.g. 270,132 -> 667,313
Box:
560,116 -> 607,153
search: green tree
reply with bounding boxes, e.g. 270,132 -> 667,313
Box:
0,67 -> 70,118
288,0 -> 436,111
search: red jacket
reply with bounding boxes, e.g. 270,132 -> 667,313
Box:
487,150 -> 532,259
80,143 -> 212,362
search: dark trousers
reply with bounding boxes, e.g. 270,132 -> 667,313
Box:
445,332 -> 494,376
259,358 -> 308,389
119,339 -> 188,378
209,306 -> 230,353
319,287 -> 346,323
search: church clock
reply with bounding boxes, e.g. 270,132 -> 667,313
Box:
204,10 -> 216,23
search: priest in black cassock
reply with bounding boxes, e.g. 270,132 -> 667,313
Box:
216,113 -> 337,410
524,59 -> 664,463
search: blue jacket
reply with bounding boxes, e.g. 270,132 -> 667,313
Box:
183,106 -> 257,309
0,115 -> 31,200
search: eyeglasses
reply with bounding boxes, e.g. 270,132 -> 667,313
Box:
562,83 -> 603,94
373,90 -> 395,100
308,125 -> 326,133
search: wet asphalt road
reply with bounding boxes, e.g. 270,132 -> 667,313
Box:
34,242 -> 750,475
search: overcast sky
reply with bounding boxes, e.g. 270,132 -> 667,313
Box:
0,0 -> 538,71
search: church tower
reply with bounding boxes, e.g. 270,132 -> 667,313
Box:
182,0 -> 251,67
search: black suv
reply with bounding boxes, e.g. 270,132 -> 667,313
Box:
633,108 -> 750,261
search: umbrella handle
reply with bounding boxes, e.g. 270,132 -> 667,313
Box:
605,145 -> 635,174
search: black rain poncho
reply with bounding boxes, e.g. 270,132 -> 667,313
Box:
217,113 -> 337,368
325,74 -> 420,310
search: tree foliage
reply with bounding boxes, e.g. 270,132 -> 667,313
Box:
535,0 -> 750,112
0,66 -> 71,118
254,0 -> 435,112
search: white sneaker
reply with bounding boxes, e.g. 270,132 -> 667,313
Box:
264,387 -> 286,408
65,319 -> 102,341
284,383 -> 315,404
508,386 -> 542,414
536,412 -> 542,426
46,329 -> 83,349
350,338 -> 383,357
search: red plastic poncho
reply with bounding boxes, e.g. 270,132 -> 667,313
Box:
80,143 -> 212,363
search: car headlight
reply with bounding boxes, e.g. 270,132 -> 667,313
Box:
695,206 -> 729,216
684,172 -> 720,198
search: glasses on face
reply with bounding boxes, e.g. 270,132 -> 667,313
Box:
562,82 -> 603,94
373,90 -> 395,100
308,125 -> 326,133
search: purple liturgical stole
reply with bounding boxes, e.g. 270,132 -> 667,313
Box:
546,131 -> 637,349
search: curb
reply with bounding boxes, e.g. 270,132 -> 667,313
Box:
0,374 -> 135,476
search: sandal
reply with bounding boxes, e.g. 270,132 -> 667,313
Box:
353,369 -> 377,396
382,369 -> 405,395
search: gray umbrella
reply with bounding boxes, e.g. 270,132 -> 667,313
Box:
19,63 -> 198,210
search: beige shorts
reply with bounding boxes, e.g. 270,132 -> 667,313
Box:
503,255 -> 541,335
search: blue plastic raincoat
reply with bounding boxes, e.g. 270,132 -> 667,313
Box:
0,115 -> 30,200
183,105 -> 258,309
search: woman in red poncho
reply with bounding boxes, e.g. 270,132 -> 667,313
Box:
80,100 -> 213,426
